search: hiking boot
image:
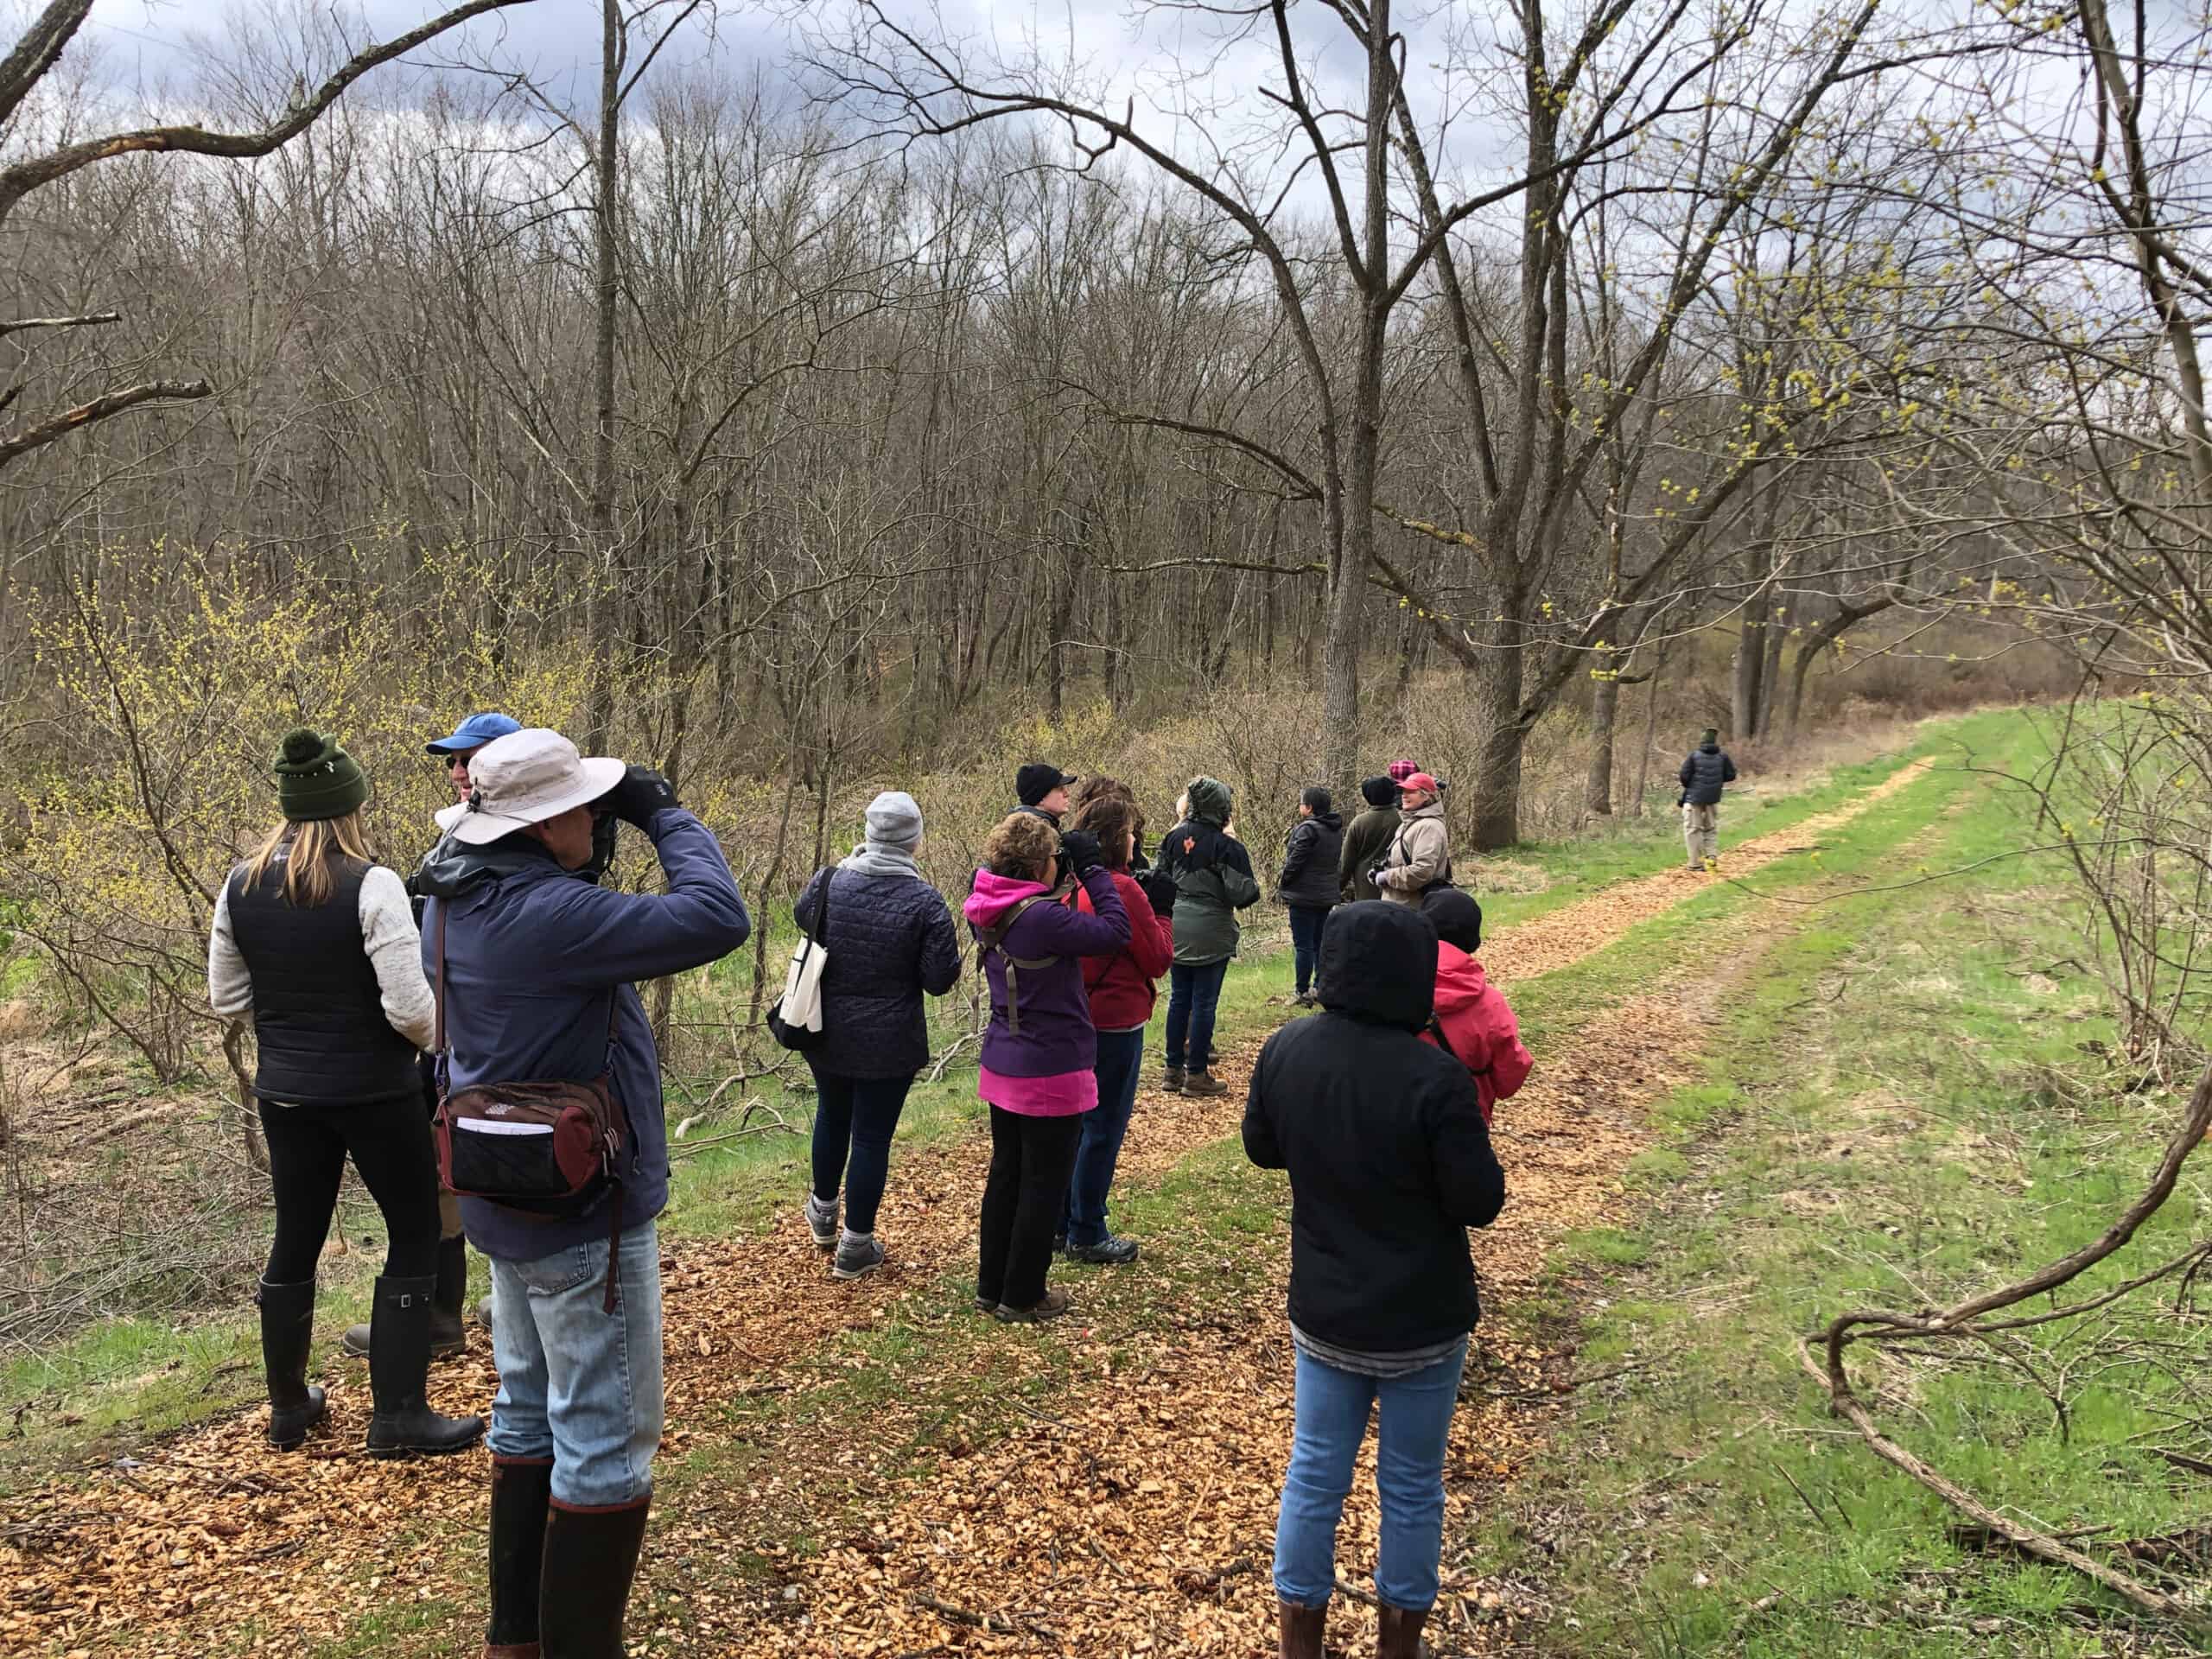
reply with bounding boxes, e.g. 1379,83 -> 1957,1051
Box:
486,1456 -> 552,1657
1052,1231 -> 1069,1255
1183,1068 -> 1229,1097
1064,1234 -> 1140,1266
256,1277 -> 327,1450
1291,991 -> 1316,1008
804,1192 -> 838,1251
972,1292 -> 996,1314
993,1289 -> 1074,1324
341,1234 -> 467,1361
1277,1598 -> 1326,1659
1376,1603 -> 1431,1658
538,1496 -> 650,1658
1162,1065 -> 1185,1094
830,1230 -> 885,1281
364,1275 -> 486,1458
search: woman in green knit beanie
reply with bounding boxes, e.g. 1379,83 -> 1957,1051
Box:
208,727 -> 485,1457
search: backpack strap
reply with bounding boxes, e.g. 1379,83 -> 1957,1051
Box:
973,893 -> 1064,1038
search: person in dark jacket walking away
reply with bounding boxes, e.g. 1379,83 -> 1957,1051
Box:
1678,728 -> 1738,871
1057,793 -> 1174,1265
1160,778 -> 1261,1096
420,728 -> 749,1659
1014,761 -> 1077,828
1338,777 -> 1400,903
795,791 -> 963,1280
207,729 -> 486,1460
1243,902 -> 1506,1659
1277,787 -> 1343,1007
963,813 -> 1130,1321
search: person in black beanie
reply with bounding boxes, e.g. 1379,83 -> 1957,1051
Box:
1014,762 -> 1078,828
207,729 -> 486,1458
1338,777 -> 1402,903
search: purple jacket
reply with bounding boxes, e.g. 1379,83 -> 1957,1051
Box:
963,867 -> 1129,1110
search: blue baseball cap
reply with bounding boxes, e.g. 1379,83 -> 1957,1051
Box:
425,711 -> 522,756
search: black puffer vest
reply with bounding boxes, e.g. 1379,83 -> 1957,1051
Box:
226,855 -> 421,1107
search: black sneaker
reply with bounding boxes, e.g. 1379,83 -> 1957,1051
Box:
1065,1235 -> 1140,1266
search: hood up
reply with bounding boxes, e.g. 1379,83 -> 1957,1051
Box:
1317,900 -> 1437,1029
963,868 -> 1052,929
1186,776 -> 1233,827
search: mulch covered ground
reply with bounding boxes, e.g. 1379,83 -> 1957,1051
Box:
0,766 -> 1914,1657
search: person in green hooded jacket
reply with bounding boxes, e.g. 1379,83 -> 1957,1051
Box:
1157,777 -> 1262,1096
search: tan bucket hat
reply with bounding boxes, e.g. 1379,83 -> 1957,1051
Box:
433,728 -> 624,846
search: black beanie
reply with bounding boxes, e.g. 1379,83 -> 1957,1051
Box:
1421,887 -> 1484,953
1016,761 -> 1073,807
273,728 -> 369,822
1359,776 -> 1396,809
1301,785 -> 1332,816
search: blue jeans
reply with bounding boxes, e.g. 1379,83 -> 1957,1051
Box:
808,1065 -> 914,1236
1063,1028 -> 1146,1246
1287,906 -> 1328,996
1164,959 -> 1228,1071
1274,1340 -> 1468,1611
488,1219 -> 664,1510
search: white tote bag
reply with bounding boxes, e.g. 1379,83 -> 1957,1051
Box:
779,928 -> 830,1033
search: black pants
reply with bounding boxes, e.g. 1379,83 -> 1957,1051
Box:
260,1097 -> 442,1284
976,1107 -> 1084,1310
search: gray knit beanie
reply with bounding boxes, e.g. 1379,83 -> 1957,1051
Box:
863,790 -> 925,851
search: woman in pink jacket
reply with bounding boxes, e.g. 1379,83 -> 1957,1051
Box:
1416,891 -> 1532,1124
963,813 -> 1130,1322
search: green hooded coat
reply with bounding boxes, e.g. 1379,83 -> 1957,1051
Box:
1162,777 -> 1262,965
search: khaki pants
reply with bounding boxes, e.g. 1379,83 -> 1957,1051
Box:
1682,803 -> 1719,868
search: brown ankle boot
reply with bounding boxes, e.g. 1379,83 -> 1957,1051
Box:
1376,1603 -> 1430,1658
1183,1067 -> 1228,1097
1277,1598 -> 1325,1659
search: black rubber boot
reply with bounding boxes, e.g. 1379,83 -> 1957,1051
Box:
341,1235 -> 467,1360
256,1277 -> 327,1450
486,1456 -> 553,1657
364,1274 -> 486,1458
539,1497 -> 651,1658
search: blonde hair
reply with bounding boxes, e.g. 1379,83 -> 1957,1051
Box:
983,812 -> 1059,882
243,810 -> 374,907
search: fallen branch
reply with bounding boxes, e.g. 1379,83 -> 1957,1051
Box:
1802,1058 -> 2212,1630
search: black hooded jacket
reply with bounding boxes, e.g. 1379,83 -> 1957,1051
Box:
1678,743 -> 1738,806
1243,902 -> 1506,1352
1277,809 -> 1344,910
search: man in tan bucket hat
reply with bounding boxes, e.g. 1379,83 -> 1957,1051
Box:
416,728 -> 748,1659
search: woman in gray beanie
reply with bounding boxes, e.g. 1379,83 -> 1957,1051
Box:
792,791 -> 964,1278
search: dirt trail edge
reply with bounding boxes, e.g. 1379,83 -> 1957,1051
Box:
0,754 -> 1936,1657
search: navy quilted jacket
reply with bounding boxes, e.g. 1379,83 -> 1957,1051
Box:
794,867 -> 963,1078
1678,744 -> 1738,806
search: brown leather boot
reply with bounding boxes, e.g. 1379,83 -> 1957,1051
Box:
1277,1598 -> 1325,1659
1183,1067 -> 1229,1097
539,1496 -> 650,1657
1376,1602 -> 1430,1658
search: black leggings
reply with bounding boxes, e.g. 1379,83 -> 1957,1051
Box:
260,1098 -> 442,1284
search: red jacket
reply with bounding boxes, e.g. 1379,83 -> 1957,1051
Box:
1071,870 -> 1174,1031
1419,944 -> 1532,1125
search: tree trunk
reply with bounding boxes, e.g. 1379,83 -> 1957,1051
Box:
1631,639 -> 1668,817
1733,588 -> 1769,741
582,0 -> 622,751
1467,617 -> 1526,849
1586,671 -> 1618,815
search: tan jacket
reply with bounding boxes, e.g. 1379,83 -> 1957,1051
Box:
1376,801 -> 1451,903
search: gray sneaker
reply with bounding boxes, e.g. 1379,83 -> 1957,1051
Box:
831,1230 -> 885,1281
804,1193 -> 838,1251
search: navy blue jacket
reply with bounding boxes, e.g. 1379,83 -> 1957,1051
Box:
794,866 -> 963,1079
1679,744 -> 1738,806
423,810 -> 749,1260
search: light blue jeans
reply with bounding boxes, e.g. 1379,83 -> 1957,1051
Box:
1273,1339 -> 1468,1611
487,1219 -> 664,1510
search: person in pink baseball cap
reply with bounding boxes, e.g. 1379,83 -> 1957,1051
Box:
1371,772 -> 1452,904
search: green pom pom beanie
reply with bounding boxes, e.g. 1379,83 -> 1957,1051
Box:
273,728 -> 370,822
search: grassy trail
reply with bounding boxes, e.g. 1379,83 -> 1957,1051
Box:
0,710 -> 2053,1656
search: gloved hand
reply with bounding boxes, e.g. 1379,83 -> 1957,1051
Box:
1059,828 -> 1105,877
1140,866 -> 1179,917
1367,861 -> 1390,891
603,766 -> 680,829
